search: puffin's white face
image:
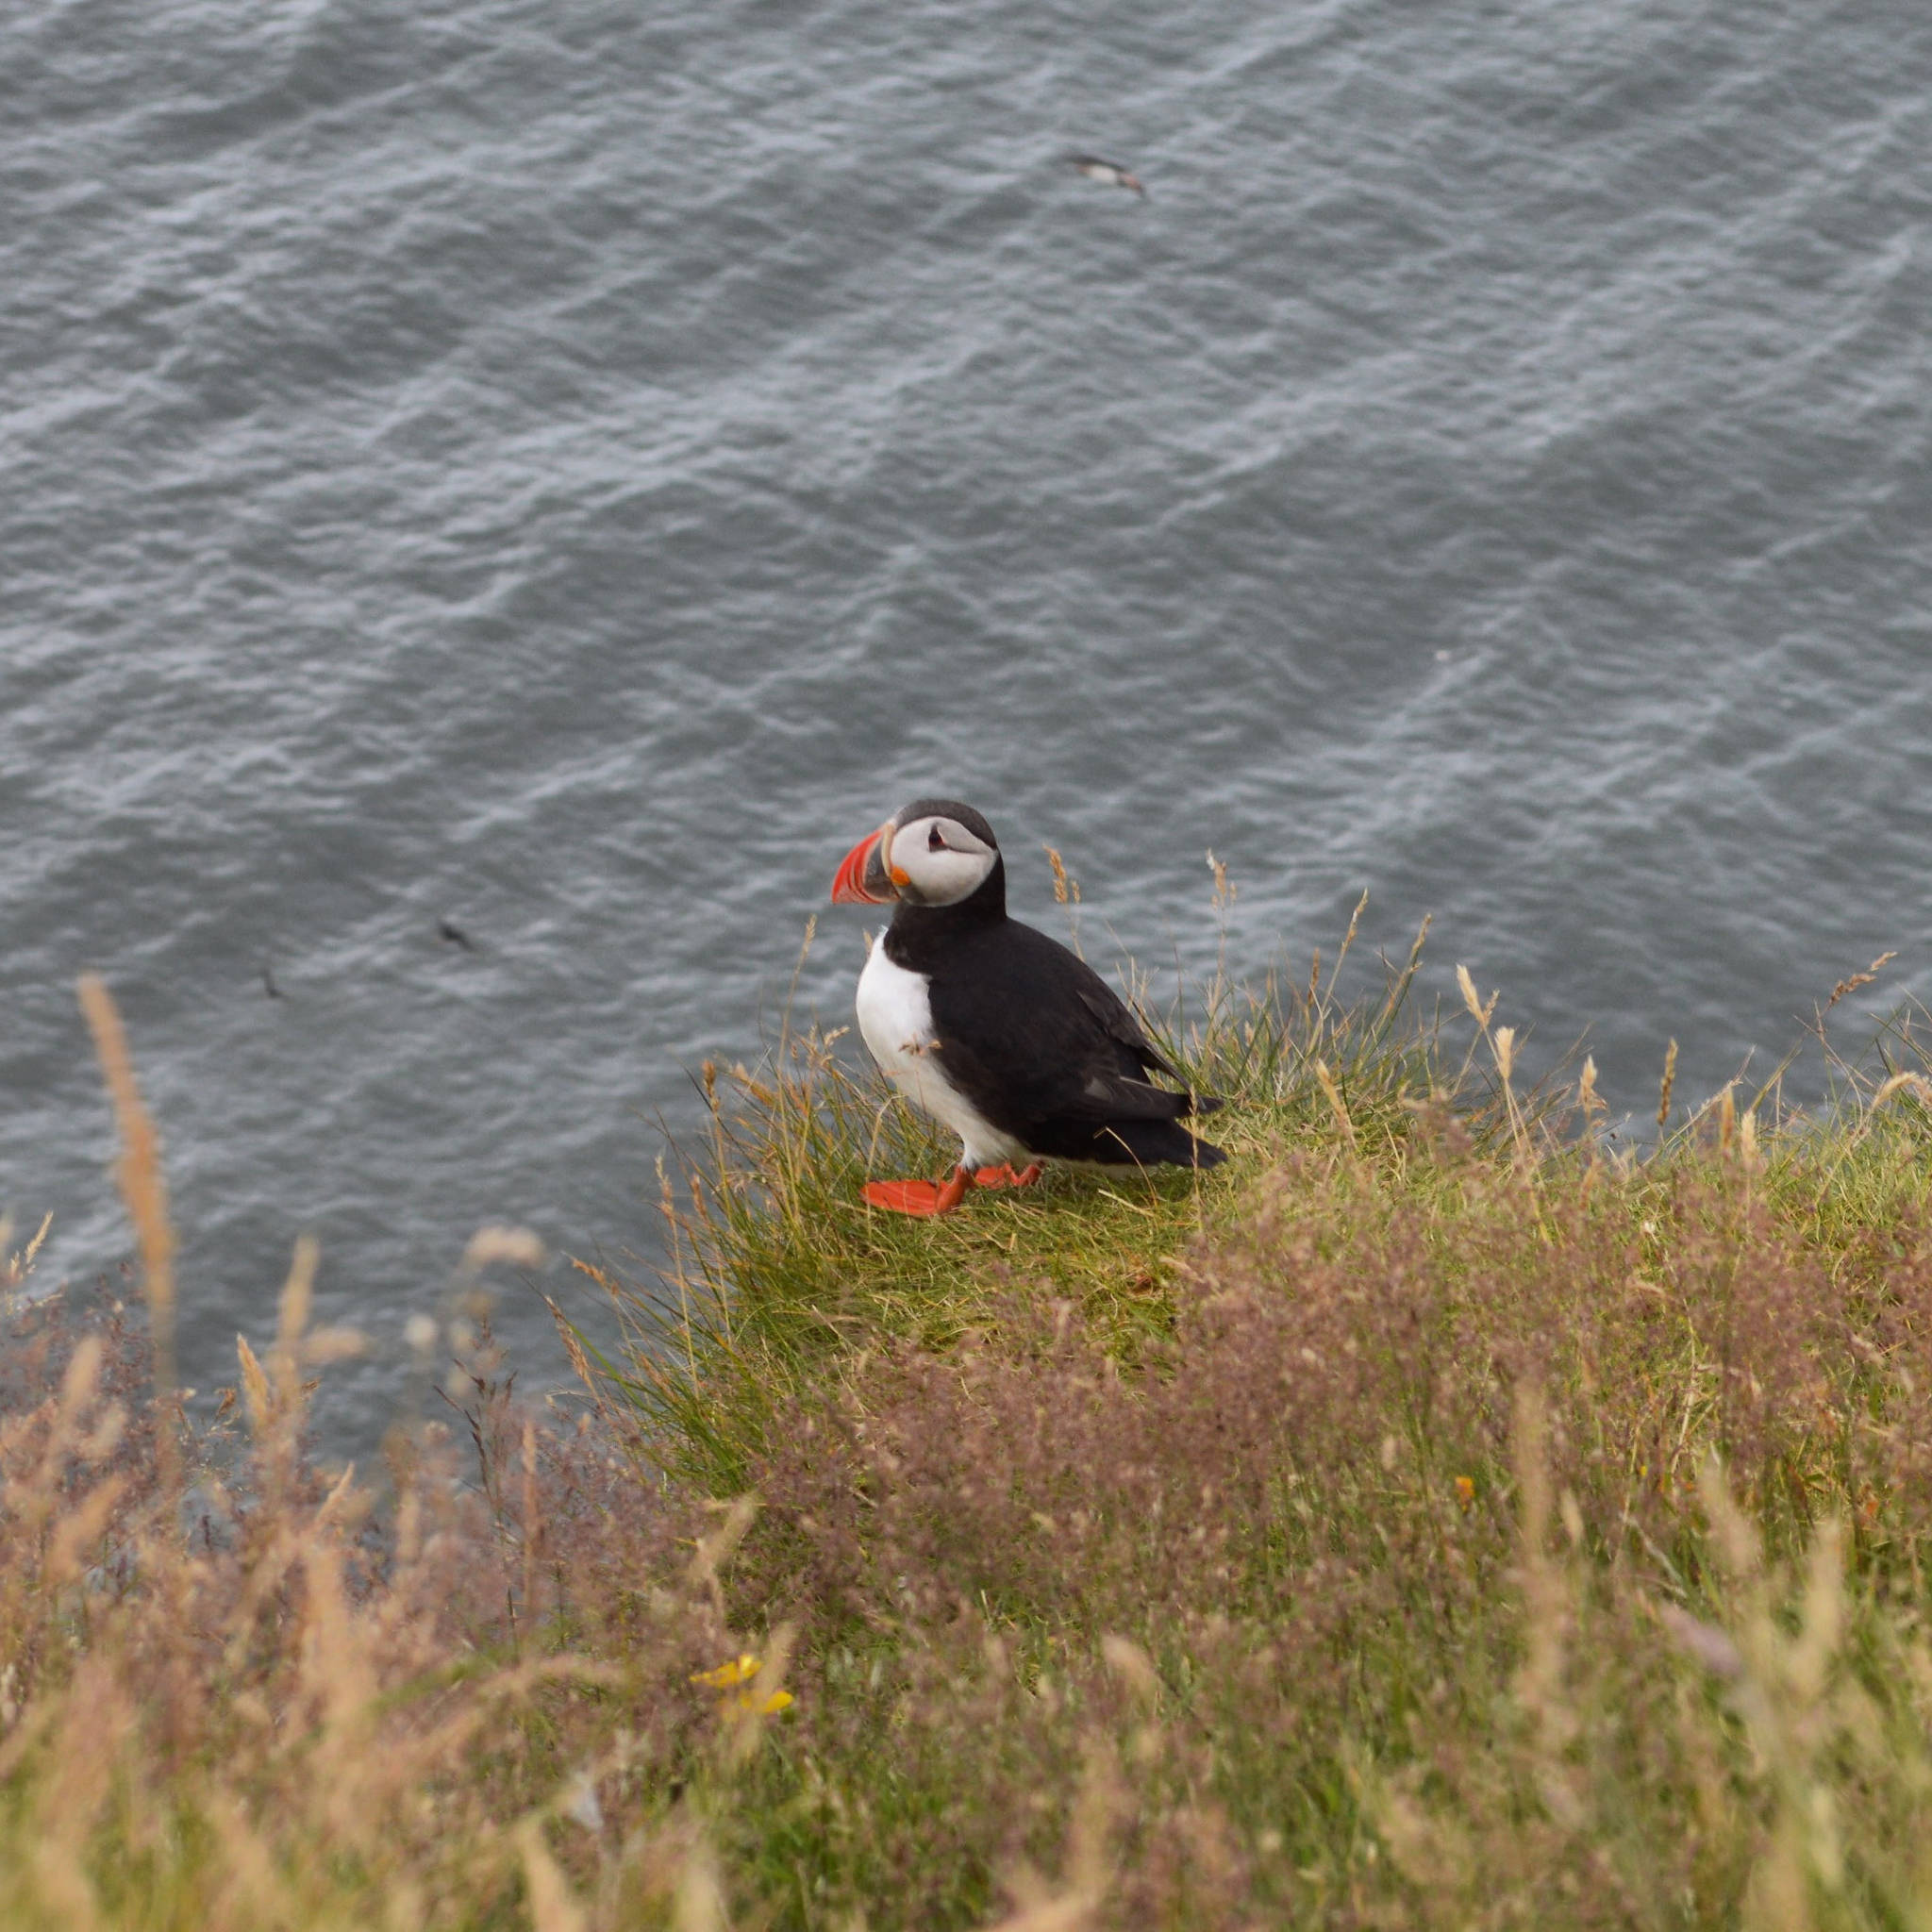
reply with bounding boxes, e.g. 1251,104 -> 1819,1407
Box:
831,801 -> 1002,908
885,812 -> 998,908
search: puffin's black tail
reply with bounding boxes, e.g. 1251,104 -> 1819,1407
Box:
1092,1118 -> 1228,1171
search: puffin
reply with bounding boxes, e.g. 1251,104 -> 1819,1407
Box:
830,799 -> 1225,1215
1067,154 -> 1147,198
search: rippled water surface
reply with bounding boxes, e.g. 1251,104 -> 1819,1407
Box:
7,0 -> 1931,1449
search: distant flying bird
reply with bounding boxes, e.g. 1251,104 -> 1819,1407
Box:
438,919 -> 475,952
262,963 -> 282,999
828,798 -> 1223,1216
1067,154 -> 1146,198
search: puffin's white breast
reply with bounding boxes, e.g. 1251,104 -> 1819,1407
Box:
855,938 -> 1026,1171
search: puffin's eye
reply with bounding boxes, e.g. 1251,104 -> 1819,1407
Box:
928,825 -> 945,851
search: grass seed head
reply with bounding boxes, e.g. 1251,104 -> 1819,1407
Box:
1577,1056 -> 1602,1117
1491,1025 -> 1515,1085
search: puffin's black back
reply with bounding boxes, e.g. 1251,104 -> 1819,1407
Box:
884,876 -> 1226,1171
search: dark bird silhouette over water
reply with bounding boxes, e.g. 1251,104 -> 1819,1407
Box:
262,963 -> 282,999
438,919 -> 475,952
1067,154 -> 1146,198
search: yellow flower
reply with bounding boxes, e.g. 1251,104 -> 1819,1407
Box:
691,1653 -> 762,1690
1454,1475 -> 1475,1507
691,1654 -> 795,1716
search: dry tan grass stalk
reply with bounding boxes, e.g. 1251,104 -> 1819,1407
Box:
76,974 -> 179,1502
1205,849 -> 1233,912
205,1789 -> 294,1927
688,1492 -> 759,1624
237,1332 -> 272,1437
1694,1456 -> 1851,1931
547,1288 -> 616,1425
27,1653 -> 128,1930
1576,1055 -> 1602,1119
1,1211 -> 53,1300
673,1831 -> 729,1932
1456,962 -> 1499,1029
1098,1634 -> 1159,1705
1824,950 -> 1895,1013
1868,1071 -> 1932,1113
1657,1038 -> 1678,1129
1312,1058 -> 1357,1153
988,1742 -> 1124,1932
518,1818 -> 591,1932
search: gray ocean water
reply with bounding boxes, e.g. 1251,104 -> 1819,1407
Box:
7,0 -> 1931,1452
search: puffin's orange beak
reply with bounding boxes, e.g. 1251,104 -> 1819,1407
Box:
831,822 -> 901,904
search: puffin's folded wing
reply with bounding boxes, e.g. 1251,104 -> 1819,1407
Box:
931,1017 -> 1191,1137
1072,974 -> 1183,1084
1070,964 -> 1226,1112
1067,1068 -> 1199,1123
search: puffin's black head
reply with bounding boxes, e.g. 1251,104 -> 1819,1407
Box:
830,798 -> 1002,909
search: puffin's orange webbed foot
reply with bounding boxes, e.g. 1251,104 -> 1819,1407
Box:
861,1166 -> 975,1217
973,1162 -> 1044,1190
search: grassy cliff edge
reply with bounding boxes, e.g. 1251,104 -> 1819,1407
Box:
6,941 -> 1932,1929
